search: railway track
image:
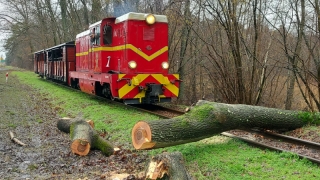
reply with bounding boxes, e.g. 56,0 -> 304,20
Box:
129,104 -> 185,119
224,129 -> 320,165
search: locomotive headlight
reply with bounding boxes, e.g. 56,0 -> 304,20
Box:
162,62 -> 169,69
145,14 -> 156,25
128,61 -> 137,69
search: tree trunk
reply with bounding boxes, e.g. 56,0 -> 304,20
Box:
285,0 -> 305,110
59,0 -> 67,42
132,100 -> 316,150
145,151 -> 193,180
79,0 -> 89,27
177,0 -> 191,104
57,118 -> 114,156
91,0 -> 102,23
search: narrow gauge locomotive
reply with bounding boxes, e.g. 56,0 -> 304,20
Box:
34,12 -> 180,104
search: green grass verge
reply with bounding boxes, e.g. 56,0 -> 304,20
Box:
14,70 -> 320,179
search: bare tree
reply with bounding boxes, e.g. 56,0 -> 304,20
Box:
80,0 -> 89,27
92,0 -> 102,22
59,0 -> 68,42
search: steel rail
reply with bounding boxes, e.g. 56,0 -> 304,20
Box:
250,129 -> 320,150
129,104 -> 185,119
222,132 -> 320,165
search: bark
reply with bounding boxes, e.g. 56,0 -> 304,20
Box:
57,117 -> 94,133
132,100 -> 317,150
57,118 -> 114,156
145,151 -> 192,180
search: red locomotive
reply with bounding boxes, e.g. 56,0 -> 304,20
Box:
34,12 -> 180,104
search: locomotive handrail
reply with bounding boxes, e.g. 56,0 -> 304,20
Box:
117,78 -> 131,82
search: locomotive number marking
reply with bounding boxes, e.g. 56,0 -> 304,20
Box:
106,56 -> 111,67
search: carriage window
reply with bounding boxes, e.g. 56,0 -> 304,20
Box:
103,25 -> 112,45
96,27 -> 100,45
90,26 -> 100,46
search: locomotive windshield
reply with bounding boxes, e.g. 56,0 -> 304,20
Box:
103,25 -> 112,45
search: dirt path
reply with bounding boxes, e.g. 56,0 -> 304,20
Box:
0,69 -> 147,180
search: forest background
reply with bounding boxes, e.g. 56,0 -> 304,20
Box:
0,0 -> 319,111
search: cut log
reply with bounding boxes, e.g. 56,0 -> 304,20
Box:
57,117 -> 94,133
91,130 -> 115,156
70,120 -> 93,156
145,151 -> 192,180
9,131 -> 27,146
132,100 -> 318,149
58,118 -> 115,156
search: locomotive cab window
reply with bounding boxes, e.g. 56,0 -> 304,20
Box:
103,25 -> 112,45
90,28 -> 95,43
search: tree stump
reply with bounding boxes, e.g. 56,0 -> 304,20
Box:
145,151 -> 193,180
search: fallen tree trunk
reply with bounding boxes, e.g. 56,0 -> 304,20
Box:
145,151 -> 192,180
57,118 -> 114,156
132,100 -> 319,150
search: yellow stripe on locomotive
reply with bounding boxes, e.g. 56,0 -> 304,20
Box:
117,74 -> 179,104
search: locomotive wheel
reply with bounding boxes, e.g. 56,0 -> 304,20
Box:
102,84 -> 114,100
71,78 -> 80,89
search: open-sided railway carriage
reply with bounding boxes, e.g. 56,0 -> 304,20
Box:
34,41 -> 76,83
34,12 -> 180,104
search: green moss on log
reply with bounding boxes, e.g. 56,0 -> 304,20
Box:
92,132 -> 114,156
188,104 -> 215,122
57,119 -> 114,156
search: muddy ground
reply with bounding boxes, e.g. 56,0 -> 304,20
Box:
0,68 -> 148,180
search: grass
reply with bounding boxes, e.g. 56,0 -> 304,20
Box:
13,70 -> 320,179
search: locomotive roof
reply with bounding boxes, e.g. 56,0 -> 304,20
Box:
115,12 -> 168,24
76,29 -> 90,39
76,12 -> 168,38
